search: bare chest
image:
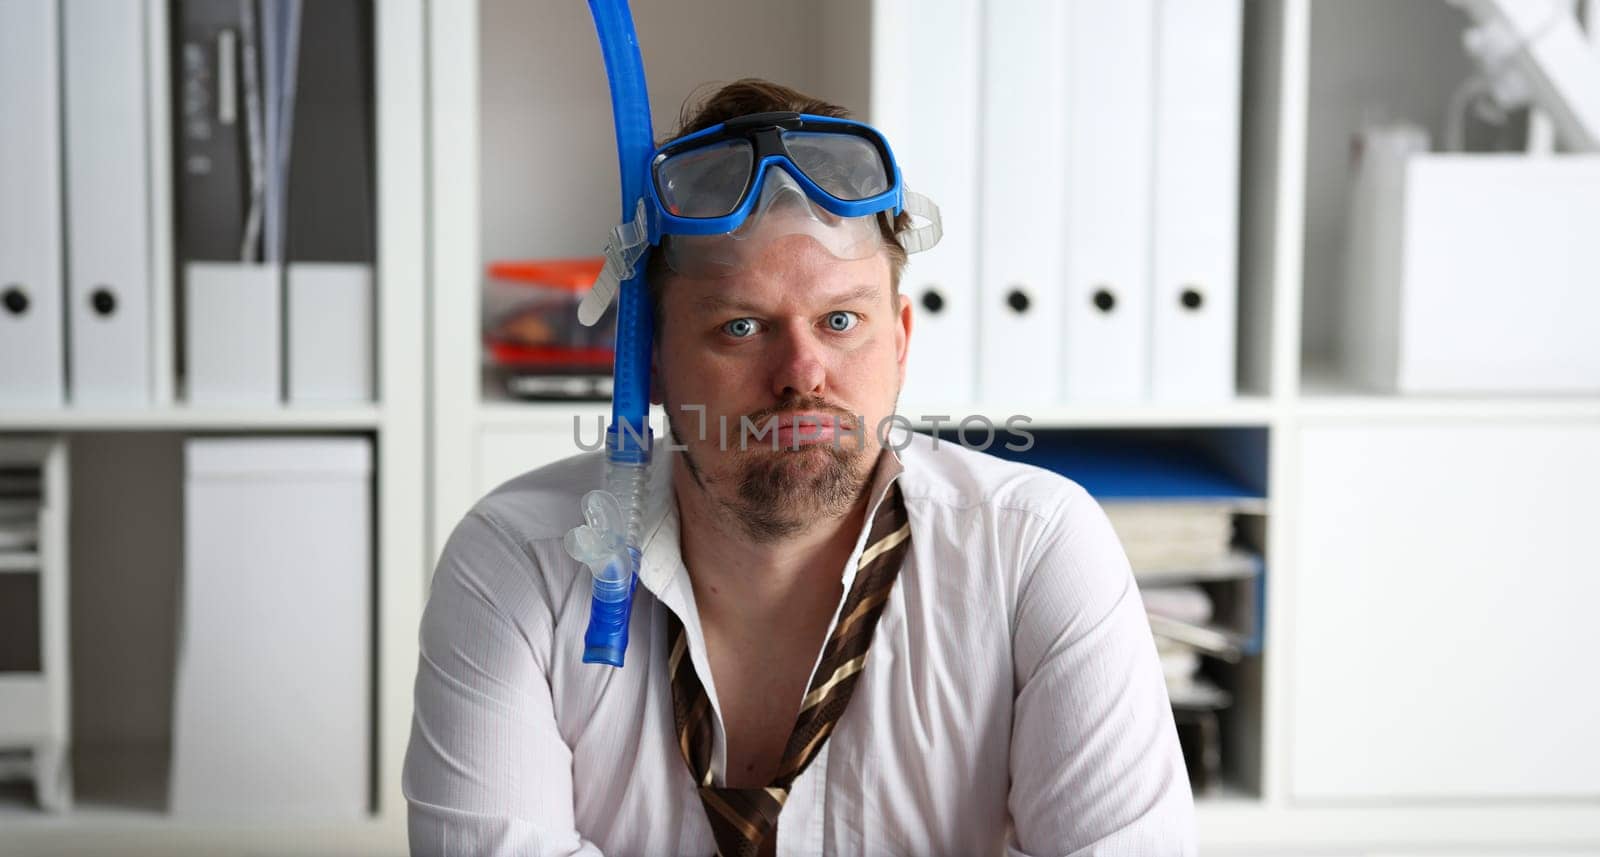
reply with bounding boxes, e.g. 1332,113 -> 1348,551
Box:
702,618 -> 831,788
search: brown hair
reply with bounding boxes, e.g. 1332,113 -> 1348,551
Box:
644,78 -> 912,328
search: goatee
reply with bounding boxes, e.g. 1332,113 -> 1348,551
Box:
730,443 -> 866,541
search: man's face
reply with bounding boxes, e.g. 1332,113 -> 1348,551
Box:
653,230 -> 911,541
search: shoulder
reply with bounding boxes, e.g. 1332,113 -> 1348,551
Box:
466,447 -> 609,544
429,448 -> 606,622
894,432 -> 1129,603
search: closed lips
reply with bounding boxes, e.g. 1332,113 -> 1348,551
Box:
772,413 -> 849,431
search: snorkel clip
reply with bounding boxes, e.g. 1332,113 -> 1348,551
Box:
579,197 -> 651,327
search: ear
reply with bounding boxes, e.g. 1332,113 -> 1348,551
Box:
894,290 -> 912,387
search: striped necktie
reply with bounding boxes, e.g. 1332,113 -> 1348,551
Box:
667,481 -> 913,857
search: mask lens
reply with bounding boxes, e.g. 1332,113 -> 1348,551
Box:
781,131 -> 890,202
663,169 -> 885,278
656,139 -> 755,218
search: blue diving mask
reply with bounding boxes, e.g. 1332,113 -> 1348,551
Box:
578,111 -> 941,325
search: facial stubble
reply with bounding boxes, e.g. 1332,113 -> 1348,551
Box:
667,412 -> 870,543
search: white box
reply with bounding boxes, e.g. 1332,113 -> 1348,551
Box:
171,437 -> 371,819
1342,153 -> 1600,393
287,263 -> 375,403
185,263 -> 283,405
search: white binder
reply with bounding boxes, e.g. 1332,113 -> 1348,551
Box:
870,0 -> 982,409
63,0 -> 154,406
1149,0 -> 1242,402
0,0 -> 66,407
287,263 -> 374,403
977,0 -> 1070,405
1062,0 -> 1155,403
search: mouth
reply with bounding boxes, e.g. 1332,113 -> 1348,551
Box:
754,411 -> 854,448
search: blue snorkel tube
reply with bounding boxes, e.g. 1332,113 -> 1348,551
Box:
563,0 -> 655,667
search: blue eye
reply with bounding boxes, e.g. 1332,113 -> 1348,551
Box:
723,318 -> 758,338
826,311 -> 858,332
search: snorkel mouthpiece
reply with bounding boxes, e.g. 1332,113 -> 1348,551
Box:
565,462 -> 649,665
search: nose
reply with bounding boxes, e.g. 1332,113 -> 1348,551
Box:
769,322 -> 827,400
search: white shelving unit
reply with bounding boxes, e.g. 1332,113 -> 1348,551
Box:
0,0 -> 426,853
0,406 -> 385,432
0,439 -> 69,815
423,1 -> 1600,855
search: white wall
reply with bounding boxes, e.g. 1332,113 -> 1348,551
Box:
1300,0 -> 1476,365
478,0 -> 834,266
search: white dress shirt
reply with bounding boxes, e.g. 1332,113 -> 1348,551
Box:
403,431 -> 1197,856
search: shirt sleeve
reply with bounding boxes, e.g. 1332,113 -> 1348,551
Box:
402,510 -> 605,857
1005,485 -> 1199,856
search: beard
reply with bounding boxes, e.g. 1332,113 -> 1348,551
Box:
667,403 -> 874,543
731,442 -> 866,540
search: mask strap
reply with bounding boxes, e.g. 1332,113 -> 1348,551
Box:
896,189 -> 944,255
579,198 -> 650,326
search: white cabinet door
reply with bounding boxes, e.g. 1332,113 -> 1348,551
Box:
1290,422 -> 1600,802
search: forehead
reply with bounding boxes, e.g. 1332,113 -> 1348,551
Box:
664,236 -> 892,315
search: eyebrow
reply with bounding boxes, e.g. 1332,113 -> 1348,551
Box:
693,284 -> 884,315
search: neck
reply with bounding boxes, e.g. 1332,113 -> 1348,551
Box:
673,456 -> 873,623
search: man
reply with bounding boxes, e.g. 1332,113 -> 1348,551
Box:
403,79 -> 1196,856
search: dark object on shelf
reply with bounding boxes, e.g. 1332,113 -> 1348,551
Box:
171,0 -> 250,262
0,468 -> 42,500
285,0 -> 376,265
484,258 -> 615,400
1172,706 -> 1222,795
502,368 -> 615,400
0,574 -> 42,673
1206,571 -> 1266,657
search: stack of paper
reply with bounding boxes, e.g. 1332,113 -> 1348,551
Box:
982,430 -> 1266,710
1143,584 -> 1213,625
1103,500 -> 1252,577
0,465 -> 43,566
0,467 -> 41,501
0,515 -> 39,554
1144,584 -> 1235,708
0,463 -> 44,678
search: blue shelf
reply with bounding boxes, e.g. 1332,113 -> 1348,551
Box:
985,431 -> 1267,502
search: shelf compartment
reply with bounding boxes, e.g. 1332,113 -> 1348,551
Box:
1297,360 -> 1600,422
978,427 -> 1271,799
